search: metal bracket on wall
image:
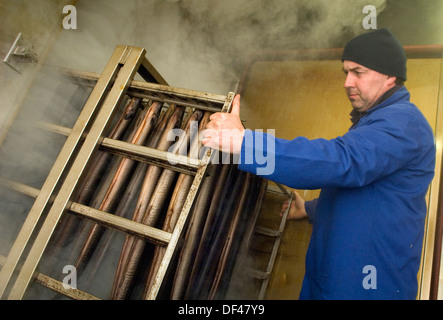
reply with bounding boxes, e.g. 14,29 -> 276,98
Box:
3,33 -> 38,74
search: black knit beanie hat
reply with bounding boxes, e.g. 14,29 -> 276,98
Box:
342,28 -> 407,81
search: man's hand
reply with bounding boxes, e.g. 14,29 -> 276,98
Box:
281,190 -> 308,220
202,94 -> 245,154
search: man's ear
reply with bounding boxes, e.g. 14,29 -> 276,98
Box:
386,76 -> 397,86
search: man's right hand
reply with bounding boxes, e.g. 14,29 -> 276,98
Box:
202,94 -> 245,155
281,190 -> 308,220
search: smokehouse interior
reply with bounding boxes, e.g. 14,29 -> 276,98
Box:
1,0 -> 443,301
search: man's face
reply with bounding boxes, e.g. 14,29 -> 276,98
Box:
343,60 -> 396,112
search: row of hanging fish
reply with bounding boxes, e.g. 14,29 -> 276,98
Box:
40,97 -> 267,300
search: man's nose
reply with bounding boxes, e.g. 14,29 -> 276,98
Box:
344,74 -> 355,88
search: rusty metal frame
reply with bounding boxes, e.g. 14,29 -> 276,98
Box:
5,45 -> 146,299
0,45 -> 135,298
256,184 -> 292,300
0,45 -> 235,300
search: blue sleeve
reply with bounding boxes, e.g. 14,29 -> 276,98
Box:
238,108 -> 427,189
305,198 -> 318,223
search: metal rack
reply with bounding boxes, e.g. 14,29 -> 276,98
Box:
227,182 -> 292,300
254,184 -> 292,300
0,45 -> 235,300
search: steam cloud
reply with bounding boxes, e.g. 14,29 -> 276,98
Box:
176,0 -> 387,75
50,0 -> 387,94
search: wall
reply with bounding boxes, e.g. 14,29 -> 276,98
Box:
0,0 -> 74,144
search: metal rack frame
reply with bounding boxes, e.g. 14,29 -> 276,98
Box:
254,184 -> 292,300
0,45 -> 235,300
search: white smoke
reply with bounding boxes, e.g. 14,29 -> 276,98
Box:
49,0 -> 387,94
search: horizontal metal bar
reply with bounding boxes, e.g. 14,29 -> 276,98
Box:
33,272 -> 100,300
35,121 -> 72,136
0,178 -> 40,198
0,254 -> 100,300
255,226 -> 281,237
35,121 -> 201,175
246,267 -> 270,280
69,202 -> 172,246
125,93 -> 222,113
0,179 -> 172,246
100,138 -> 201,173
64,69 -> 227,111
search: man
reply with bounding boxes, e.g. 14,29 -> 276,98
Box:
202,28 -> 436,299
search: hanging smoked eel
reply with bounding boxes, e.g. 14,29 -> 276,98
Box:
181,161 -> 234,300
185,163 -> 242,299
81,162 -> 150,289
208,173 -> 253,299
111,105 -> 178,288
224,177 -> 268,299
111,105 -> 185,299
74,101 -> 163,273
62,99 -> 149,274
112,108 -> 200,300
195,170 -> 246,299
110,105 -> 181,297
76,97 -> 141,204
170,158 -> 227,300
81,104 -> 175,286
142,111 -> 210,299
44,98 -> 141,262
